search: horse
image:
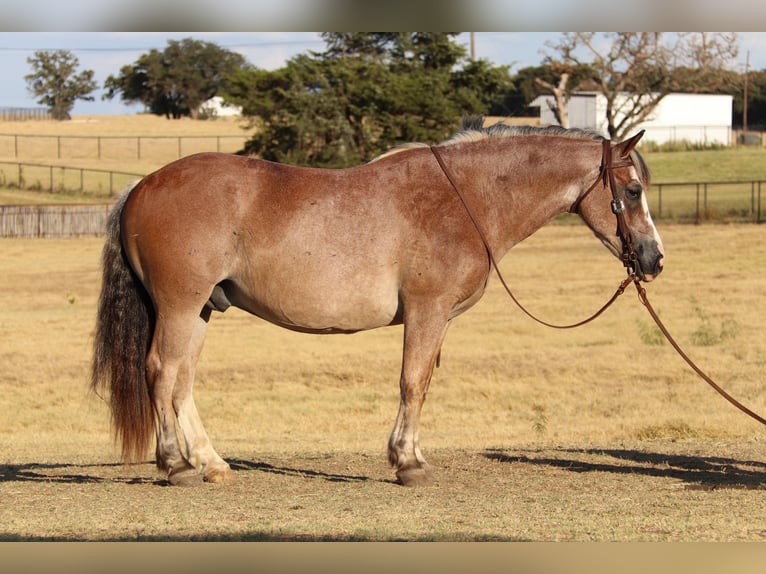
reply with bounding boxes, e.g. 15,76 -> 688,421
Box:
91,118 -> 664,487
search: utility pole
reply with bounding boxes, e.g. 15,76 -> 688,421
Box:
470,32 -> 475,61
743,50 -> 750,133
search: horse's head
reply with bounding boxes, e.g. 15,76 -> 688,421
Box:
577,131 -> 665,282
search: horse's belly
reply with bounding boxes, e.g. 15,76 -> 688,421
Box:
227,266 -> 401,333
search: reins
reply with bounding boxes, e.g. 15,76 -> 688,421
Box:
430,141 -> 766,428
431,141 -> 631,329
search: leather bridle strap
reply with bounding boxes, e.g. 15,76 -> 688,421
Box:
573,138 -> 638,275
430,143 -> 633,329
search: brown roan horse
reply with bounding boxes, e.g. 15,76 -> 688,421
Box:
92,118 -> 664,486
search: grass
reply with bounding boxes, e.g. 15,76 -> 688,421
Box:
1,223 -> 766,541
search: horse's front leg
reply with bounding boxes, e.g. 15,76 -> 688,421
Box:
388,309 -> 451,486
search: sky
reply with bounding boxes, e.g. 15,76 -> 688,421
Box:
2,29 -> 765,115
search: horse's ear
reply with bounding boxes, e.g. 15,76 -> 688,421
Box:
615,130 -> 645,158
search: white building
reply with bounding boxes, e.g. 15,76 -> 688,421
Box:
530,92 -> 733,146
197,96 -> 242,118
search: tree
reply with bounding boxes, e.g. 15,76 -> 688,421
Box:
24,50 -> 97,120
103,38 -> 249,119
542,33 -> 740,139
226,33 -> 512,167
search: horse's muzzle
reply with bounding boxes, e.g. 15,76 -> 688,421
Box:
637,249 -> 664,282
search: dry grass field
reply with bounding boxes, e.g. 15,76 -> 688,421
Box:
0,114 -> 251,179
1,221 -> 766,541
1,114 -> 766,544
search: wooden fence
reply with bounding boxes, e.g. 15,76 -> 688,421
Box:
0,203 -> 112,238
0,107 -> 51,121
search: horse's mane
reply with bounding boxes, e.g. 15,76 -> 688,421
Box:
439,115 -> 605,146
439,116 -> 650,183
369,115 -> 649,183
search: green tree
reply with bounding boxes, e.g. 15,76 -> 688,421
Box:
226,33 -> 512,167
103,38 -> 249,119
24,50 -> 97,120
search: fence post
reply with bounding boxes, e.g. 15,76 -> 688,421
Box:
177,137 -> 182,159
57,136 -> 61,159
657,184 -> 663,218
695,183 -> 700,223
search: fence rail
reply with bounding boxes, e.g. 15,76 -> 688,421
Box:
0,133 -> 249,161
653,180 -> 766,223
0,161 -> 144,198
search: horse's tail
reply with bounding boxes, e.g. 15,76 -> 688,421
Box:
91,180 -> 155,463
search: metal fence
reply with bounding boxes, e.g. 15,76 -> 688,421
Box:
652,180 -> 766,223
0,133 -> 249,161
0,161 -> 144,198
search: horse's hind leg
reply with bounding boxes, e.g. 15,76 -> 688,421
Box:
388,308 -> 451,486
144,305 -> 221,485
173,308 -> 233,483
146,311 -> 201,485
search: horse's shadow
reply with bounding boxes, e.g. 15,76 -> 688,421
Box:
0,459 -> 388,486
484,447 -> 766,490
0,462 -> 165,485
4,448 -> 764,489
226,458 -> 390,484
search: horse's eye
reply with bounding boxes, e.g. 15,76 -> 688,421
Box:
626,183 -> 642,201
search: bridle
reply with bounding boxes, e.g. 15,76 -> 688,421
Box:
570,137 -> 640,276
430,139 -> 766,428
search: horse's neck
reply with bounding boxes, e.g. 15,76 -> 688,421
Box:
452,138 -> 598,257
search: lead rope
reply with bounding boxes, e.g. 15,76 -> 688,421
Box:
431,143 -> 766,428
632,279 -> 766,426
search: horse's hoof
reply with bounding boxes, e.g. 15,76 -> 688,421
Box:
168,467 -> 204,487
396,466 -> 434,487
204,466 -> 235,483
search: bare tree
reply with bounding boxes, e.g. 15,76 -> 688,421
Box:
535,72 -> 570,128
542,33 -> 739,139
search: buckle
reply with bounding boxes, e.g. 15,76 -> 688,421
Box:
611,198 -> 625,214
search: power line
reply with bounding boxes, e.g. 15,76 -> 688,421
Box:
0,40 -> 324,53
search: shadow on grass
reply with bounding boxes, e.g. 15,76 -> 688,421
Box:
0,531 -> 523,541
485,447 -> 766,490
0,461 -> 165,485
0,458 -> 396,486
227,457 -> 396,484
